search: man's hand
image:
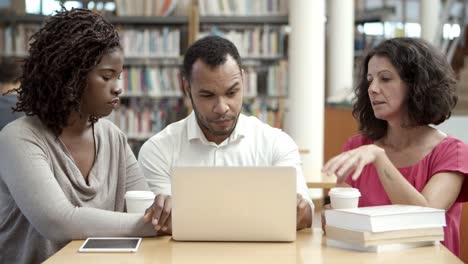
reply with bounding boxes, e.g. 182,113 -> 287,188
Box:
144,194 -> 172,235
296,193 -> 312,230
321,203 -> 332,234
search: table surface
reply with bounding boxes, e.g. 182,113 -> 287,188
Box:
44,228 -> 462,264
306,173 -> 337,189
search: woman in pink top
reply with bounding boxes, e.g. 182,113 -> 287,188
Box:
322,37 -> 468,256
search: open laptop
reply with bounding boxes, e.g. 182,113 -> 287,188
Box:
171,167 -> 296,242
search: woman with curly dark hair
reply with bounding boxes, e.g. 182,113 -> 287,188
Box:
322,37 -> 468,256
0,8 -> 156,263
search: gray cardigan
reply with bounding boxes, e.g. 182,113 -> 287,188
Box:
0,117 -> 156,263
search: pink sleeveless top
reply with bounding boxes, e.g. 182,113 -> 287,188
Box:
344,135 -> 468,256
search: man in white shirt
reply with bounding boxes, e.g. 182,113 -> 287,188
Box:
139,36 -> 313,234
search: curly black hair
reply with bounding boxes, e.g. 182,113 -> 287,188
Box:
182,35 -> 242,81
13,8 -> 121,136
354,37 -> 458,140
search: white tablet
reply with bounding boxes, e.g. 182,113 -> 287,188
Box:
78,237 -> 142,253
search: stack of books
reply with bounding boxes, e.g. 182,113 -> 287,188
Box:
324,204 -> 446,252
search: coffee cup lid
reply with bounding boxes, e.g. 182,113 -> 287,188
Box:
124,191 -> 155,199
329,187 -> 361,198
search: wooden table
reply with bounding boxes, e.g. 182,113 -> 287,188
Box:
44,228 -> 462,264
306,173 -> 337,189
304,173 -> 336,210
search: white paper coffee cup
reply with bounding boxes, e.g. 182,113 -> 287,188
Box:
329,187 -> 361,209
125,191 -> 155,214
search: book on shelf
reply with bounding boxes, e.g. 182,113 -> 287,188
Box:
326,238 -> 439,253
324,204 -> 446,232
199,0 -> 288,16
199,25 -> 285,58
119,66 -> 182,97
266,60 -> 287,96
325,226 -> 444,247
119,27 -> 180,58
107,98 -> 188,137
0,0 -> 25,14
243,97 -> 285,128
243,67 -> 258,97
242,62 -> 288,98
115,0 -> 183,16
0,26 -> 13,56
0,24 -> 41,56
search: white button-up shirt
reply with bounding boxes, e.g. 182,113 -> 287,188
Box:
138,112 -> 313,212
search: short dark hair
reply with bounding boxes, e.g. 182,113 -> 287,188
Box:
183,35 -> 242,81
0,58 -> 22,83
13,8 -> 121,136
353,37 -> 457,140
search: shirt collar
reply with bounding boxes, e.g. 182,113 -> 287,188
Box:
187,111 -> 247,145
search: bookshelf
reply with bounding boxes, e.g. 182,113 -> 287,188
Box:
0,4 -> 190,155
0,14 -> 42,57
0,0 -> 290,154
107,10 -> 189,154
200,16 -> 288,25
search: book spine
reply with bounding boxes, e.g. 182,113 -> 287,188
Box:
119,27 -> 181,58
107,98 -> 188,138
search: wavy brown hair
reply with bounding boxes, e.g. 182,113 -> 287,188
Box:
13,8 -> 121,135
353,37 -> 457,140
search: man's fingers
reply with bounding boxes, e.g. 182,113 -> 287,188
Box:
161,213 -> 172,232
152,194 -> 167,225
158,196 -> 172,231
167,215 -> 172,231
296,193 -> 302,203
321,211 -> 326,233
297,198 -> 307,210
296,197 -> 308,225
143,207 -> 153,223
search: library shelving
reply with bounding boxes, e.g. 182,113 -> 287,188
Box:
106,11 -> 189,154
0,0 -> 291,154
0,10 -> 190,155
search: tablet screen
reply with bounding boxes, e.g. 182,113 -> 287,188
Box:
79,237 -> 142,252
